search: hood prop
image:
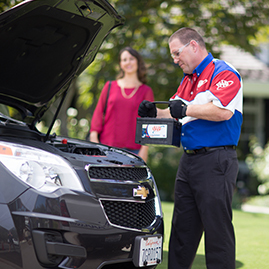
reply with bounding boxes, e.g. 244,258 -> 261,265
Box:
44,88 -> 69,142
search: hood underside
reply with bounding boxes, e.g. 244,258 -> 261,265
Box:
0,0 -> 124,122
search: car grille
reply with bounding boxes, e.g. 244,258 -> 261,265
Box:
88,166 -> 148,181
101,199 -> 156,230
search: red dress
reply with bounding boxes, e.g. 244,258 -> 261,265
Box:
90,80 -> 154,150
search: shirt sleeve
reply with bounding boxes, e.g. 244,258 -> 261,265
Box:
144,86 -> 155,102
209,70 -> 242,113
90,81 -> 111,133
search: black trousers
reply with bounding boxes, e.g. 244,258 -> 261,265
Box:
168,148 -> 238,269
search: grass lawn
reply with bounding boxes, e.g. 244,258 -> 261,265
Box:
158,202 -> 269,269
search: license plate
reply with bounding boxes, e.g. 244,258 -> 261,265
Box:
133,235 -> 162,267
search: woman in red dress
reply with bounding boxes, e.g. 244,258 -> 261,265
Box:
89,47 -> 154,162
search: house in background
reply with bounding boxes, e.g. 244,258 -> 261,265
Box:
220,44 -> 269,157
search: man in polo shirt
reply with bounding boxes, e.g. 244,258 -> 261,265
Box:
138,27 -> 243,269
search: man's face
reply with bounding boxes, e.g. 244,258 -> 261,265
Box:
169,39 -> 194,74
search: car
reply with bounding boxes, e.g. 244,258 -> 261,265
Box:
0,0 -> 164,268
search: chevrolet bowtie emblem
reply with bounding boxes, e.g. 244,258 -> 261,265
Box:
133,186 -> 149,199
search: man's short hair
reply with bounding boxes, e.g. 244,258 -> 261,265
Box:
169,27 -> 206,49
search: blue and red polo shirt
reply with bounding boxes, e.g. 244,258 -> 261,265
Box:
170,53 -> 243,150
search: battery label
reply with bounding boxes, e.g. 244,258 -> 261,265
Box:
142,124 -> 167,138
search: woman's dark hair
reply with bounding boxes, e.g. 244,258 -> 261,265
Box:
117,47 -> 147,84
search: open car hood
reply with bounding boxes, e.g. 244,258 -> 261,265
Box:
0,0 -> 124,125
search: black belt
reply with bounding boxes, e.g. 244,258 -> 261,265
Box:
185,145 -> 236,155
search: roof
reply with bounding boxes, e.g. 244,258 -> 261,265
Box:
220,45 -> 269,97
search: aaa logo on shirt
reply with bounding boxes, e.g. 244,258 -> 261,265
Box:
216,79 -> 234,90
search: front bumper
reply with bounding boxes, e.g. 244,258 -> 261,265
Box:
2,187 -> 163,269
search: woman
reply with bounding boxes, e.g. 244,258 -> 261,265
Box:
89,47 -> 154,162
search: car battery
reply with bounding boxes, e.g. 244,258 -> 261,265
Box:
135,117 -> 181,147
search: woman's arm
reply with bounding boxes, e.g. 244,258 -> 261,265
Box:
138,145 -> 149,162
89,131 -> 99,143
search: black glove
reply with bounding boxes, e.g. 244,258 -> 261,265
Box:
138,100 -> 157,117
169,100 -> 187,119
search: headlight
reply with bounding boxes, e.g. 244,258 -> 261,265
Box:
0,142 -> 84,193
147,169 -> 163,218
154,189 -> 163,217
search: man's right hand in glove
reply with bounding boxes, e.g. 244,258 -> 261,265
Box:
138,100 -> 157,118
169,100 -> 187,119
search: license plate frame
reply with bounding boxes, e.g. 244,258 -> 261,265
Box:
133,234 -> 163,267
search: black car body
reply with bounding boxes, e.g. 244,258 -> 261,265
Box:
0,1 -> 164,268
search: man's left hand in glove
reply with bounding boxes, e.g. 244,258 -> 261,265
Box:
169,100 -> 187,119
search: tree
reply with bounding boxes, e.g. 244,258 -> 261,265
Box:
77,0 -> 269,133
0,0 -> 22,12
3,0 -> 269,136
246,136 -> 269,195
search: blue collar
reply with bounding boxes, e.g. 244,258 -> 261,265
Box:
184,53 -> 213,78
193,53 -> 213,76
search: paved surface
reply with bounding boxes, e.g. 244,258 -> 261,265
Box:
0,257 -> 21,269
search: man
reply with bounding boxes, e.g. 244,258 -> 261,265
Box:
138,27 -> 243,269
